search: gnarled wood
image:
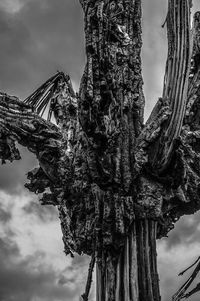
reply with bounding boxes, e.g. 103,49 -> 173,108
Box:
79,0 -> 144,192
96,220 -> 160,301
0,91 -> 72,206
1,1 -> 200,301
0,92 -> 62,164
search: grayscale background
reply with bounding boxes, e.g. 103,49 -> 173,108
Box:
0,1 -> 199,300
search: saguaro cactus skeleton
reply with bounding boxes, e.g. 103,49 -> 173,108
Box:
1,0 -> 200,300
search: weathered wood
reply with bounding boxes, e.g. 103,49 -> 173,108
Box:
172,11 -> 200,301
1,1 -> 200,300
184,11 -> 200,129
172,257 -> 200,300
147,0 -> 192,171
79,0 -> 144,192
81,253 -> 95,301
130,223 -> 139,301
0,92 -> 61,163
95,220 -> 160,301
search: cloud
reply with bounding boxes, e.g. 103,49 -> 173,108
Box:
193,1 -> 200,14
158,239 -> 200,301
0,203 -> 12,223
0,190 -> 89,301
142,0 -> 168,120
23,200 -> 57,223
0,0 -> 85,195
58,255 -> 91,290
164,211 -> 200,250
0,145 -> 37,194
0,0 -> 84,99
0,0 -> 25,14
157,212 -> 200,301
0,237 -> 81,301
0,1 -> 200,301
0,190 -> 65,266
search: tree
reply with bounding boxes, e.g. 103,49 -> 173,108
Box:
0,0 -> 200,300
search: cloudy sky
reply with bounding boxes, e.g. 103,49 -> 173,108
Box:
0,0 -> 200,300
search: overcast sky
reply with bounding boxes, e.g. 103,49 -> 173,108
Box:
0,0 -> 200,301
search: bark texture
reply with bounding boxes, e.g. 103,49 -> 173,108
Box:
96,220 -> 160,301
0,0 -> 200,300
151,0 -> 192,171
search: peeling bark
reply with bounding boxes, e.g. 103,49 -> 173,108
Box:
79,0 -> 144,192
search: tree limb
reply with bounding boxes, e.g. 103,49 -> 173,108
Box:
184,11 -> 200,129
0,75 -> 77,205
0,92 -> 62,164
79,0 -> 144,192
148,0 -> 192,172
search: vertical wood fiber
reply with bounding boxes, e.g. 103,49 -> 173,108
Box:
96,219 -> 160,301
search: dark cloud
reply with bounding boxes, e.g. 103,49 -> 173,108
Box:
59,255 -> 90,283
0,203 -> 11,223
0,1 -> 200,301
0,0 -> 85,99
0,145 -> 37,194
160,254 -> 200,301
23,200 -> 58,222
0,0 -> 85,195
142,0 -> 168,119
158,211 -> 200,301
161,211 -> 200,250
0,236 -> 83,301
58,255 -> 93,297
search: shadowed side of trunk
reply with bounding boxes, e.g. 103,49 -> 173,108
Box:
96,220 -> 160,301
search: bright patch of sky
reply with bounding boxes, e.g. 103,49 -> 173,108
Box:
0,190 -> 68,270
0,0 -> 24,14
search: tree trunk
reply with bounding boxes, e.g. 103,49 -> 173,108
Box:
1,1 -> 200,300
96,220 -> 160,301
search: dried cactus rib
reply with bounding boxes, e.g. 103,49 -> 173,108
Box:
0,92 -> 72,209
0,92 -> 62,157
185,11 -> 200,127
81,253 -> 95,301
148,0 -> 192,171
95,220 -> 160,301
173,257 -> 200,301
24,72 -> 76,124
